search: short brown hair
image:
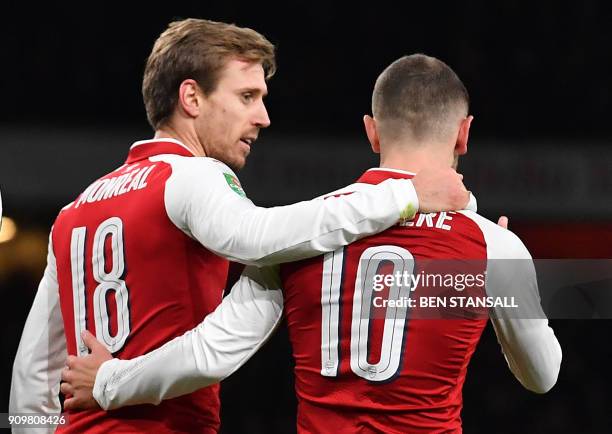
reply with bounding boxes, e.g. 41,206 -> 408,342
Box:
143,18 -> 276,129
372,54 -> 469,143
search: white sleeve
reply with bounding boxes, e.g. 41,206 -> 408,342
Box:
10,233 -> 66,434
159,157 -> 418,266
466,211 -> 562,393
92,265 -> 283,410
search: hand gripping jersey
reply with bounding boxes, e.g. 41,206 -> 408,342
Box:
280,168 -> 561,434
10,140 -> 422,434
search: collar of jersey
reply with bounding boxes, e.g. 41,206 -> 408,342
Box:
125,138 -> 195,163
357,167 -> 416,185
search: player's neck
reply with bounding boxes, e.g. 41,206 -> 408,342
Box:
379,147 -> 454,173
153,125 -> 206,157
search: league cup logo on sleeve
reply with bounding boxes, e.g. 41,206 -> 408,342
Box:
223,173 -> 246,197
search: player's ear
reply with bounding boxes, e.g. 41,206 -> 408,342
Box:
178,79 -> 201,118
455,115 -> 473,156
364,115 -> 381,154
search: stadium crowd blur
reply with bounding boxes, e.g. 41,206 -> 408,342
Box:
1,2 -> 611,433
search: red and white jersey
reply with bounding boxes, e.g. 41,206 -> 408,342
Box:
51,140 -> 228,433
11,140 -> 423,434
80,167 -> 559,434
280,168 -> 561,434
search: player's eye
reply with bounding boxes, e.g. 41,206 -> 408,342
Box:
241,92 -> 254,104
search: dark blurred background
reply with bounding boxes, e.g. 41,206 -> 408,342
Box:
1,1 -> 611,433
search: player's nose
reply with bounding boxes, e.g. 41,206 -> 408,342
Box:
253,100 -> 271,128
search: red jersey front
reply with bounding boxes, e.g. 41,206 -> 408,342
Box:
53,140 -> 227,433
281,169 -> 489,434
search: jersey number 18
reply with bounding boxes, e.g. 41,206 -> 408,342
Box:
70,217 -> 130,356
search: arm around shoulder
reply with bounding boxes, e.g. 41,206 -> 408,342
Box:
163,157 -> 420,266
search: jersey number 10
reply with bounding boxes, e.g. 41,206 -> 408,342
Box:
320,245 -> 414,382
70,217 -> 131,356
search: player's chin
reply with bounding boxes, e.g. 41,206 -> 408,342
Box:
240,145 -> 251,164
230,153 -> 248,171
